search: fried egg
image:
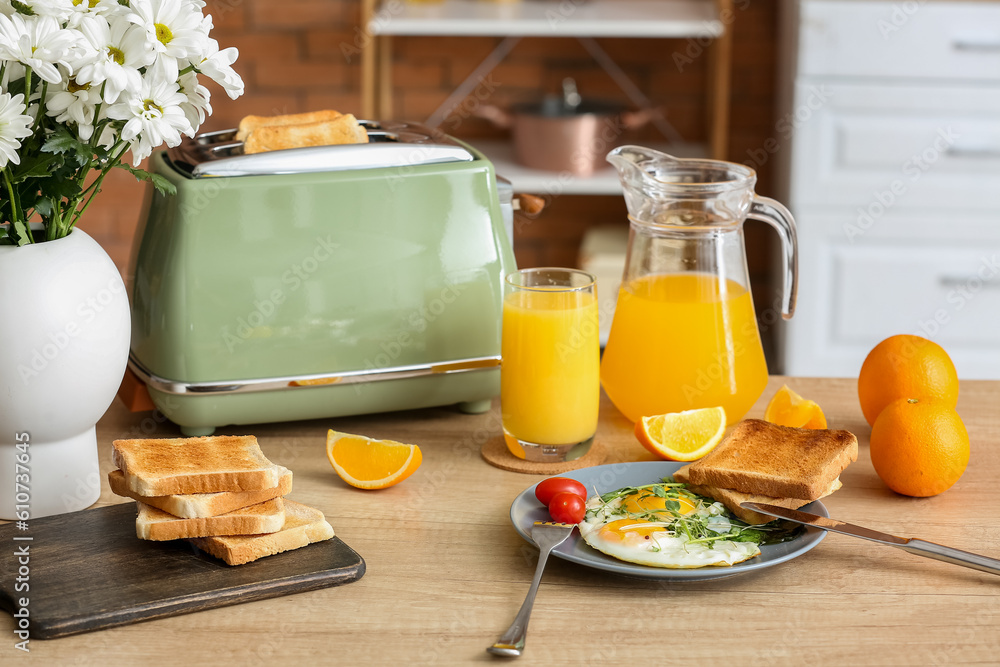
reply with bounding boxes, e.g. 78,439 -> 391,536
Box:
578,482 -> 761,569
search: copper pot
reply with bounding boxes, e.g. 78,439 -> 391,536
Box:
477,79 -> 655,177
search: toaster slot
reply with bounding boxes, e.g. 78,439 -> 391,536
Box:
168,120 -> 476,177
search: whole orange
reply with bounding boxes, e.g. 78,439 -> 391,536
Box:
869,398 -> 969,497
857,334 -> 959,427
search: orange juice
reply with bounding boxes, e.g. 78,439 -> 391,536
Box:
501,288 -> 599,446
600,272 -> 768,423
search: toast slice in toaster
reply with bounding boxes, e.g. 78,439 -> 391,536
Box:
235,109 -> 343,141
242,114 -> 369,154
108,468 -> 292,518
111,435 -> 285,496
135,497 -> 287,541
188,500 -> 334,565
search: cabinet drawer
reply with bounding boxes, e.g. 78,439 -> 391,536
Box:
781,213 -> 1000,379
789,82 -> 1000,209
799,1 -> 1000,80
831,244 -> 1000,350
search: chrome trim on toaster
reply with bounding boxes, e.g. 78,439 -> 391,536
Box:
128,353 -> 501,396
168,120 -> 477,177
191,143 -> 476,177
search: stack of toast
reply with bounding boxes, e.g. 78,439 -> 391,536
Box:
109,435 -> 334,565
674,419 -> 858,524
236,110 -> 369,154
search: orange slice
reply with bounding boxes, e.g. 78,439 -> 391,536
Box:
325,430 -> 422,489
764,384 -> 827,429
634,407 -> 727,462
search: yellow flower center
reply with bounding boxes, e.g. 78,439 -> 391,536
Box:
154,23 -> 173,45
67,79 -> 90,94
143,99 -> 163,115
73,0 -> 101,7
107,45 -> 125,66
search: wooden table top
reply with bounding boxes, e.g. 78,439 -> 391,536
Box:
6,376 -> 1000,665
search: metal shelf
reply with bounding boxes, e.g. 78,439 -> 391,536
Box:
360,0 -> 735,186
472,139 -> 709,194
368,0 -> 723,38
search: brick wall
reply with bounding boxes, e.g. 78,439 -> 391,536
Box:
80,0 -> 780,299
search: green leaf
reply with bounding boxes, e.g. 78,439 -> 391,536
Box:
731,528 -> 766,543
114,162 -> 177,196
41,125 -> 93,166
7,218 -> 32,246
11,153 -> 61,183
11,0 -> 35,15
33,197 -> 53,217
39,176 -> 83,200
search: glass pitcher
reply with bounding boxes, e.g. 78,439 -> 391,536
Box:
601,146 -> 798,424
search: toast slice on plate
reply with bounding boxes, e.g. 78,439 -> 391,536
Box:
112,435 -> 284,496
675,467 -> 842,524
680,419 -> 858,501
188,500 -> 334,566
136,497 -> 286,541
108,468 -> 292,518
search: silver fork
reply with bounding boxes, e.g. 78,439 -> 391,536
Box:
487,521 -> 576,658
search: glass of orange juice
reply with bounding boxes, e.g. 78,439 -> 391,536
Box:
501,268 -> 599,462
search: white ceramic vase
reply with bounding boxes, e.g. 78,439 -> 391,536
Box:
0,229 -> 130,520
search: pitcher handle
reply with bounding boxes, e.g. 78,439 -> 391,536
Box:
748,196 -> 798,320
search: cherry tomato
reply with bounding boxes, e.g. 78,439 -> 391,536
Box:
534,477 -> 587,506
548,492 -> 586,524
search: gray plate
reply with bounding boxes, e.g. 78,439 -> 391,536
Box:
510,461 -> 828,582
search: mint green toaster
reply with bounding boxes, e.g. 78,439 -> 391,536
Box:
128,121 -> 516,436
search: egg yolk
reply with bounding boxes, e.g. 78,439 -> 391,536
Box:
622,493 -> 696,517
597,519 -> 667,543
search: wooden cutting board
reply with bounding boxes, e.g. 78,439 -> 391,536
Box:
0,503 -> 365,639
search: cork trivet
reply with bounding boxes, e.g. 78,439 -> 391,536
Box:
480,435 -> 608,474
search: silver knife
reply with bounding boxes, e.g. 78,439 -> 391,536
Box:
741,502 -> 1000,576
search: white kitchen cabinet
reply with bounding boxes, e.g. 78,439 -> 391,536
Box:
777,0 -> 1000,379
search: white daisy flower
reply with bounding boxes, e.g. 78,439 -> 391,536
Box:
0,90 -> 33,167
177,70 -> 210,134
46,77 -> 104,140
65,0 -> 123,28
107,75 -> 192,165
191,37 -> 242,100
0,13 -> 80,84
128,0 -> 209,83
13,0 -> 74,23
0,60 -> 25,89
75,15 -> 151,103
